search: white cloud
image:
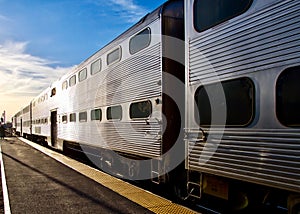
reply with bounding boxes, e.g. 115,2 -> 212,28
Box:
0,14 -> 10,22
0,40 -> 74,119
108,0 -> 147,23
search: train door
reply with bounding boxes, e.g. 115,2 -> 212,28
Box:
50,110 -> 57,147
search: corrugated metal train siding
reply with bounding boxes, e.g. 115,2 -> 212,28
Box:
69,121 -> 162,158
97,43 -> 162,158
94,43 -> 162,106
187,0 -> 300,192
189,0 -> 300,84
100,121 -> 162,158
187,129 -> 300,192
59,43 -> 163,158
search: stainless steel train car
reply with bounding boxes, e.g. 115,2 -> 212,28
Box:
12,0 -> 300,212
13,0 -> 185,187
185,0 -> 300,212
15,104 -> 31,138
31,87 -> 52,144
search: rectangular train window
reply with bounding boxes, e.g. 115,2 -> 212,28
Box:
70,113 -> 76,122
193,0 -> 252,32
91,59 -> 101,75
62,80 -> 68,90
107,105 -> 122,120
107,47 -> 121,65
276,66 -> 300,127
130,100 -> 152,119
78,68 -> 87,82
50,88 -> 56,97
62,115 -> 67,123
69,75 -> 76,87
91,109 -> 102,121
129,28 -> 151,54
195,77 -> 254,126
79,112 -> 87,122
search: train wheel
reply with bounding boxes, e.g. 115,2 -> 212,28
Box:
232,192 -> 249,211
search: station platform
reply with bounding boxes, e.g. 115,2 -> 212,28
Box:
0,137 -> 198,214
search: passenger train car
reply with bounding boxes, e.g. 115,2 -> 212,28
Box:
13,0 -> 185,186
185,0 -> 300,212
12,0 -> 300,212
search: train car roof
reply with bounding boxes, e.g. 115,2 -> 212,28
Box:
62,0 -> 176,77
14,0 -> 180,116
82,5 -> 162,64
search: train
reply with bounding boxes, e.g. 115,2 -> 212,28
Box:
12,0 -> 300,213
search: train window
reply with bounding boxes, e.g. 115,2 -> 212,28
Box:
91,59 -> 101,75
70,113 -> 76,122
51,88 -> 56,97
107,47 -> 121,65
195,77 -> 254,126
194,0 -> 252,32
62,115 -> 67,123
276,66 -> 300,127
91,109 -> 102,121
69,75 -> 76,87
130,100 -> 152,119
79,68 -> 87,82
129,28 -> 151,54
79,112 -> 87,122
107,105 -> 122,120
62,80 -> 68,90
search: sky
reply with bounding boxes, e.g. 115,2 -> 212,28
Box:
0,0 -> 166,121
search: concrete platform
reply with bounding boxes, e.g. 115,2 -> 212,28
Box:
0,137 -> 198,214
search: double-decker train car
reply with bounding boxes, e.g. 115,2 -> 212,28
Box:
14,0 -> 185,186
15,104 -> 31,138
31,87 -> 52,144
185,0 -> 300,212
12,0 -> 300,212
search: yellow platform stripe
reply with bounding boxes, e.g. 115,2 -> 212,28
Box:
19,138 -> 198,214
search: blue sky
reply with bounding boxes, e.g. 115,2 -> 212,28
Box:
0,0 -> 166,120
